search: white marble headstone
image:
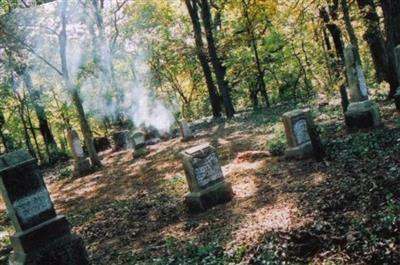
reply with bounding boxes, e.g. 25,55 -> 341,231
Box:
293,119 -> 311,145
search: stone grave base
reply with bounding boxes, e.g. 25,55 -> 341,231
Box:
285,142 -> 313,160
185,181 -> 233,213
345,100 -> 382,130
9,217 -> 89,265
394,88 -> 400,110
132,148 -> 149,159
72,158 -> 91,178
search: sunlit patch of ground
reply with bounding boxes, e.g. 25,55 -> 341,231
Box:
1,101 -> 398,264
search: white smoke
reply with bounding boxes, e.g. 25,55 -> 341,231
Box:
5,0 -> 176,134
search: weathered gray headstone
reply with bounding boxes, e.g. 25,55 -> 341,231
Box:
393,45 -> 400,110
181,144 -> 233,212
132,130 -> 148,158
0,150 -> 89,265
344,44 -> 382,129
66,129 -> 91,178
112,130 -> 132,151
179,119 -> 193,141
282,109 -> 316,159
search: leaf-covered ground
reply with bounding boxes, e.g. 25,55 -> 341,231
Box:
0,100 -> 399,265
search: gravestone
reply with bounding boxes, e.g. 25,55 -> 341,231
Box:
181,143 -> 233,212
343,44 -> 381,129
93,136 -> 111,152
179,119 -> 193,141
393,45 -> 400,110
66,129 -> 91,178
0,150 -> 89,265
132,130 -> 148,158
282,109 -> 317,159
112,130 -> 132,151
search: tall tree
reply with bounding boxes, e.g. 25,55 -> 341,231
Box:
241,0 -> 270,109
380,0 -> 400,98
185,0 -> 222,118
199,0 -> 235,118
356,0 -> 388,83
60,0 -> 102,168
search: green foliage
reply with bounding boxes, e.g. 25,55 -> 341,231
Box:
57,166 -> 72,180
268,136 -> 286,156
131,239 -> 248,265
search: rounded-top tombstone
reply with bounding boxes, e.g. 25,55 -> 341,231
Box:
0,150 -> 89,265
282,109 -> 316,159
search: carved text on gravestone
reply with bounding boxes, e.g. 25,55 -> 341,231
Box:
193,152 -> 223,188
293,119 -> 311,145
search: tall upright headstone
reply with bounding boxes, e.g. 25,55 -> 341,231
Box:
181,144 -> 233,212
344,44 -> 382,129
0,150 -> 89,265
179,119 -> 193,141
132,130 -> 148,158
282,109 -> 317,159
393,45 -> 400,110
66,129 -> 91,178
112,130 -> 132,151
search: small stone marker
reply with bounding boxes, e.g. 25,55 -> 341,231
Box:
0,150 -> 89,265
112,130 -> 132,151
181,143 -> 233,212
132,130 -> 148,158
343,44 -> 382,129
179,119 -> 193,141
282,109 -> 316,159
66,129 -> 91,178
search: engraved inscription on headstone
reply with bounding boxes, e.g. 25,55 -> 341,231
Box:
193,152 -> 223,188
0,150 -> 90,265
13,189 -> 52,224
181,143 -> 233,212
293,119 -> 311,145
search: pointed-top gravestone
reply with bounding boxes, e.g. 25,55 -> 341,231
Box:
0,150 -> 89,265
66,129 -> 91,178
343,44 -> 382,130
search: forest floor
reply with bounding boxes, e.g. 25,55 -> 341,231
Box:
0,99 -> 400,265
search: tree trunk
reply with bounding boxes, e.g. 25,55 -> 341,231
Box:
319,7 -> 345,62
356,0 -> 388,83
60,0 -> 102,168
242,0 -> 270,107
185,0 -> 222,118
25,97 -> 43,162
341,0 -> 362,65
199,0 -> 235,118
0,111 -> 8,153
20,69 -> 58,157
380,0 -> 400,98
